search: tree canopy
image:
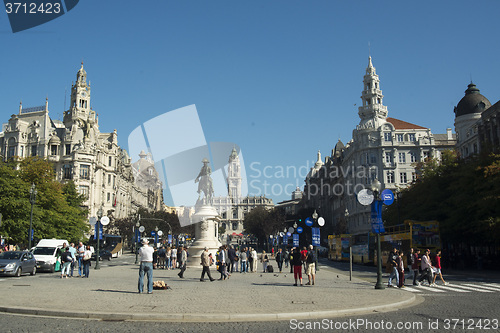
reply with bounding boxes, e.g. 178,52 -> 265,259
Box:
0,158 -> 89,247
383,151 -> 500,247
243,207 -> 285,246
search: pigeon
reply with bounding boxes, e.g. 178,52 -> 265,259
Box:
337,275 -> 339,278
274,274 -> 279,277
284,274 -> 287,277
260,274 -> 262,277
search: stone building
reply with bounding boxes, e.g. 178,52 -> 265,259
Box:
302,57 -> 456,235
0,63 -> 162,219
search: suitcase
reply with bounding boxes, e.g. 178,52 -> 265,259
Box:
267,265 -> 274,273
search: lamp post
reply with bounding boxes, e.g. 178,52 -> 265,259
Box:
371,179 -> 385,290
155,226 -> 159,248
135,219 -> 141,264
28,183 -> 37,250
312,210 -> 319,271
95,207 -> 103,270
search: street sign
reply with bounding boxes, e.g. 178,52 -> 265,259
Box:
297,227 -> 303,234
357,189 -> 374,206
158,230 -> 163,236
286,232 -> 292,237
317,217 -> 325,227
151,231 -> 156,236
312,227 -> 320,246
293,234 -> 299,246
139,226 -> 145,233
288,227 -> 294,234
283,233 -> 289,244
371,200 -> 385,234
305,217 -> 313,227
381,189 -> 394,205
89,217 -> 97,226
100,216 -> 110,226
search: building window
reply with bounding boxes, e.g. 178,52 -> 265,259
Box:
408,133 -> 416,142
107,193 -> 111,202
8,146 -> 16,158
232,211 -> 238,219
79,185 -> 89,198
370,153 -> 376,164
400,172 -> 408,184
65,144 -> 71,155
409,152 -> 417,163
108,156 -> 112,167
423,151 -> 430,160
412,172 -> 417,182
385,152 -> 393,163
398,152 -> 406,164
232,222 -> 238,230
50,145 -> 58,156
384,133 -> 392,142
31,145 -> 37,157
397,134 -> 404,142
387,172 -> 394,183
63,165 -> 72,179
80,164 -> 90,180
108,174 -> 112,185
20,146 -> 24,157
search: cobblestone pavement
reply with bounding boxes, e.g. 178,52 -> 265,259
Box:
0,254 -> 415,322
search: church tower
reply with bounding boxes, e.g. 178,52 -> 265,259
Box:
227,147 -> 241,199
357,57 -> 388,130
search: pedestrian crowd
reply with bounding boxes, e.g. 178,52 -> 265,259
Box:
387,247 -> 448,288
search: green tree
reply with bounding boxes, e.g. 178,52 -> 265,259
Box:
243,207 -> 285,248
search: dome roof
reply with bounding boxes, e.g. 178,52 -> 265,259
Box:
455,83 -> 491,117
49,135 -> 61,144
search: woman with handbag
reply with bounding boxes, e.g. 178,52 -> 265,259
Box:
82,245 -> 92,278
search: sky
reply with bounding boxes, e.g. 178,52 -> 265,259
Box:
1,0 -> 499,205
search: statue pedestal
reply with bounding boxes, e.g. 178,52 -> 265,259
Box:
186,205 -> 221,268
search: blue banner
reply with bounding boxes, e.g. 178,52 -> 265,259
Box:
283,233 -> 288,245
371,200 -> 385,234
293,234 -> 299,247
312,227 -> 320,246
168,234 -> 172,244
94,222 -> 103,240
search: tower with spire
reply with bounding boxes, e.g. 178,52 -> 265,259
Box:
227,147 -> 241,199
357,56 -> 388,131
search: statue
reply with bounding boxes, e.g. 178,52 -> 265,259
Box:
195,158 -> 214,202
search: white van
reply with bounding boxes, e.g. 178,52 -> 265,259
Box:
32,239 -> 69,272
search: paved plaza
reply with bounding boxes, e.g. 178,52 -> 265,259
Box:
0,254 -> 415,322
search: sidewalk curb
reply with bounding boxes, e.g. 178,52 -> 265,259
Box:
0,294 -> 416,322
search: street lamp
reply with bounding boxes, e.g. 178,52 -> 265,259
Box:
95,207 -> 103,270
312,210 -> 320,271
135,219 -> 141,264
28,184 -> 37,250
371,179 -> 385,290
155,226 -> 159,248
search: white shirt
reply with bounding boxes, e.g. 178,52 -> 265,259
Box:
139,245 -> 154,262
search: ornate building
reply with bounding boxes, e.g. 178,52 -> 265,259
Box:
303,57 -> 456,235
454,82 -> 500,157
211,147 -> 274,237
0,63 -> 162,219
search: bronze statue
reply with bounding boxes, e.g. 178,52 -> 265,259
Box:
195,158 -> 214,202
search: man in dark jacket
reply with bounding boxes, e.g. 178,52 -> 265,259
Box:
275,248 -> 284,273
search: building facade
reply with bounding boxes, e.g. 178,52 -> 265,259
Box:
303,57 -> 456,235
0,64 -> 162,219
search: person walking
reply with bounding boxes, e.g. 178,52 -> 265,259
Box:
305,245 -> 316,286
177,246 -> 188,278
397,250 -> 405,288
158,246 -> 166,269
431,250 -> 449,286
291,247 -> 303,286
247,247 -> 254,272
239,247 -> 248,273
284,249 -> 290,269
406,248 -> 415,284
60,246 -> 73,279
200,247 -> 215,282
77,242 -> 85,277
251,248 -> 258,273
261,250 -> 269,273
68,243 -> 77,277
275,248 -> 284,273
417,249 -> 433,286
217,246 -> 228,280
412,249 -> 421,285
171,246 -> 177,269
166,246 -> 172,270
82,245 -> 92,278
138,239 -> 154,294
387,248 -> 399,287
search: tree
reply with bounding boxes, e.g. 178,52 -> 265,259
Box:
243,207 -> 285,248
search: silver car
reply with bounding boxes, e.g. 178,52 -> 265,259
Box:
0,251 -> 37,277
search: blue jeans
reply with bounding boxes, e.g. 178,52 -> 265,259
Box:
83,260 -> 90,278
166,257 -> 171,269
138,262 -> 153,293
240,260 -> 247,272
78,257 -> 83,276
388,266 -> 399,286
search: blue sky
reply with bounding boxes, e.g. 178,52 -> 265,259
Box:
1,0 -> 499,205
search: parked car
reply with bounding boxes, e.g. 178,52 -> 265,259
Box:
0,251 -> 37,277
91,249 -> 112,261
31,239 -> 69,273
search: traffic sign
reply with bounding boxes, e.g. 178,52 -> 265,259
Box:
89,217 -> 97,226
139,226 -> 145,233
158,230 -> 163,236
381,189 -> 394,205
312,227 -> 320,246
288,227 -> 294,234
305,217 -> 313,227
100,216 -> 110,226
357,189 -> 374,206
297,226 -> 303,234
317,217 -> 325,227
